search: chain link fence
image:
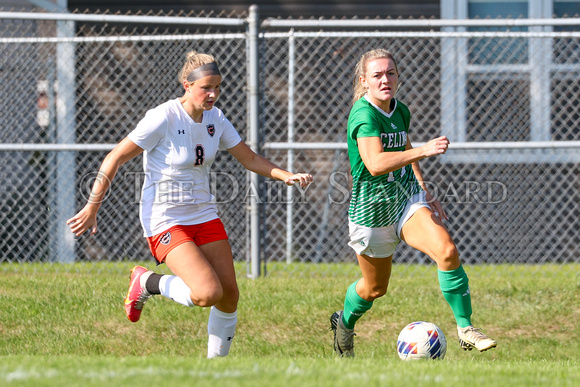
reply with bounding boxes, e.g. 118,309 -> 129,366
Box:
1,8 -> 579,278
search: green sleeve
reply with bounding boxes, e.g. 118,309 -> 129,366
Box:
350,109 -> 380,140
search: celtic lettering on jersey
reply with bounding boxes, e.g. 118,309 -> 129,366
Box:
381,131 -> 407,149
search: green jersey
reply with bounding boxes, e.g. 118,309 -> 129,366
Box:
347,97 -> 422,227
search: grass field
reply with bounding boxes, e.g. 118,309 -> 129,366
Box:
0,262 -> 578,386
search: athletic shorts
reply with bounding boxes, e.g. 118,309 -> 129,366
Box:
347,191 -> 430,258
146,218 -> 228,264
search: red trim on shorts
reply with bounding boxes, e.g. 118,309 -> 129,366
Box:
146,218 -> 228,264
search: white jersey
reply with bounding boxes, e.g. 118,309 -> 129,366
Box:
128,98 -> 242,237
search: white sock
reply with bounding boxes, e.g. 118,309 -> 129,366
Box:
207,306 -> 237,358
158,275 -> 194,307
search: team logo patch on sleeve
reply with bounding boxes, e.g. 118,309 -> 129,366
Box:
160,231 -> 172,245
207,124 -> 215,137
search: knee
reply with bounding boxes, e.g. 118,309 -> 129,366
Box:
191,285 -> 224,307
434,242 -> 460,268
363,284 -> 388,301
369,286 -> 387,300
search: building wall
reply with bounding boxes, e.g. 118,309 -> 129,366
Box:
66,1 -> 441,19
1,0 -> 36,10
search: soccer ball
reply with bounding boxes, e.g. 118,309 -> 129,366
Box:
397,321 -> 447,360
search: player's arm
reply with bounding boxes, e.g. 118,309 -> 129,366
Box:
227,140 -> 313,188
406,138 -> 449,221
358,135 -> 449,177
67,137 -> 144,236
406,138 -> 427,191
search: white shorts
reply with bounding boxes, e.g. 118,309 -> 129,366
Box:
348,191 -> 430,258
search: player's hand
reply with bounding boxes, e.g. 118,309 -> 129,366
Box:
284,173 -> 313,188
422,136 -> 449,158
66,206 -> 98,237
426,191 -> 448,221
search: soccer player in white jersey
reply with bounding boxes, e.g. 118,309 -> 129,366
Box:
330,49 -> 496,357
67,51 -> 313,358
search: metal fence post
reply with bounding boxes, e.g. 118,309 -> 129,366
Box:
286,29 -> 295,264
529,1 -> 552,141
55,16 -> 76,263
247,4 -> 261,278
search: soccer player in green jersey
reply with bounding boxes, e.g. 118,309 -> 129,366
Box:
330,49 -> 496,357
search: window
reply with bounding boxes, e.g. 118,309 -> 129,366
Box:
441,0 -> 580,149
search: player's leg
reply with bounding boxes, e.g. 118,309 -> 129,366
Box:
159,241 -> 237,358
198,239 -> 239,313
400,207 -> 472,325
400,207 -> 496,351
348,253 -> 392,326
198,239 -> 239,358
400,207 -> 460,270
331,255 -> 392,357
342,222 -> 398,327
163,241 -> 223,307
332,220 -> 398,357
124,240 -> 220,321
356,254 -> 393,299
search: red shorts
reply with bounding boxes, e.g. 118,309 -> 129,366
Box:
146,218 -> 228,264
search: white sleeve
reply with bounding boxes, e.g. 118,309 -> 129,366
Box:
218,114 -> 242,150
127,108 -> 168,152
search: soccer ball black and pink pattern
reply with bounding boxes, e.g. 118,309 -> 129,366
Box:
397,321 -> 447,360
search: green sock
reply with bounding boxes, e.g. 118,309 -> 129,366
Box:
438,266 -> 473,328
342,280 -> 373,329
